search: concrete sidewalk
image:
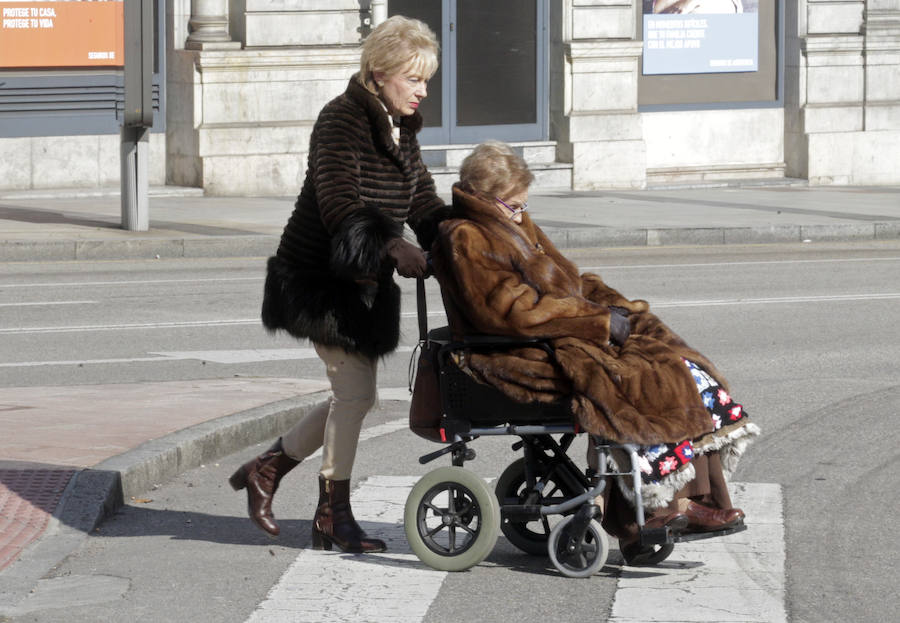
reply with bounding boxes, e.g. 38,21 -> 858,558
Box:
1,182 -> 899,262
1,180 -> 899,610
0,378 -> 331,611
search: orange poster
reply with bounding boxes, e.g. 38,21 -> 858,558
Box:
0,1 -> 124,68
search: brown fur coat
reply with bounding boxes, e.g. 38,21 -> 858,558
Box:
431,186 -> 732,446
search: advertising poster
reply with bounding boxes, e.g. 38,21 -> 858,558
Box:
642,0 -> 758,75
0,0 -> 124,68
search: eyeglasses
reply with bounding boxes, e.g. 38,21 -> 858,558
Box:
495,197 -> 528,217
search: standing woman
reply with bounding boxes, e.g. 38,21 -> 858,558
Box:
229,16 -> 449,554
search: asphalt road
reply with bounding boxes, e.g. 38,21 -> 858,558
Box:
2,241 -> 899,622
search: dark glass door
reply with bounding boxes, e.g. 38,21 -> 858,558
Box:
389,0 -> 547,145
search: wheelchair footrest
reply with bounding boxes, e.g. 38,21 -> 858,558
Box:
672,521 -> 747,543
501,505 -> 544,522
638,526 -> 675,546
640,519 -> 747,546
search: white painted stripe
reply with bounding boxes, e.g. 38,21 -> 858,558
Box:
653,292 -> 900,308
0,347 -> 416,368
0,277 -> 258,289
378,386 -> 413,402
246,478 -> 784,623
149,348 -> 321,364
244,476 -> 446,623
0,300 -> 96,307
609,482 -> 786,623
0,318 -> 259,335
400,311 -> 447,318
581,256 -> 900,271
3,257 -> 895,291
304,419 -> 409,462
0,356 -> 168,368
3,289 -> 894,337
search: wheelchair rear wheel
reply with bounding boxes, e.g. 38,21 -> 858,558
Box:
547,515 -> 608,578
404,466 -> 500,572
495,457 -> 584,555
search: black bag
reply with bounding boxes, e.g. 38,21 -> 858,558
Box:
408,275 -> 447,442
409,339 -> 444,442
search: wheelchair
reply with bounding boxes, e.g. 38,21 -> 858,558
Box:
404,275 -> 746,578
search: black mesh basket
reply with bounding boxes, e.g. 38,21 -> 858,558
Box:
439,357 -> 572,427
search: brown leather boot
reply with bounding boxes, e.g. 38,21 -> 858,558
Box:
228,438 -> 299,537
311,475 -> 386,553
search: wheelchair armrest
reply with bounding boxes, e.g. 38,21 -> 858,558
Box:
451,334 -> 554,357
457,334 -> 541,346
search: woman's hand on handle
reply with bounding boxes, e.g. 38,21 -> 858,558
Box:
385,237 -> 428,278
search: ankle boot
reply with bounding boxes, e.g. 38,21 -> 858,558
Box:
311,475 -> 386,553
228,438 -> 299,537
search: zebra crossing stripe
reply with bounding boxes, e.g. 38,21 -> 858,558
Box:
245,477 -> 785,623
609,482 -> 786,622
244,476 -> 445,623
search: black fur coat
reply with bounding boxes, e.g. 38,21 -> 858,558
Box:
262,76 -> 449,358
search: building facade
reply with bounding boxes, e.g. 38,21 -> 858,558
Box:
1,0 -> 898,195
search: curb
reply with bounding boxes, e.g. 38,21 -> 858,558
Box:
536,222 -> 900,248
0,391 -> 330,615
62,390 -> 330,532
3,222 -> 900,262
0,235 -> 278,262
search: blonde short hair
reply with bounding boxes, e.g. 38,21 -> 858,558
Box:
360,16 -> 439,94
459,141 -> 535,199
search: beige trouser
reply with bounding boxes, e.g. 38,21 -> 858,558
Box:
280,343 -> 377,480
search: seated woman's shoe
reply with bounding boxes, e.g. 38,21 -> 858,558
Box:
228,438 -> 299,537
683,501 -> 743,533
312,476 -> 387,554
643,510 -> 688,533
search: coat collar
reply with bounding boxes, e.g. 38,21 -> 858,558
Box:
450,184 -> 541,247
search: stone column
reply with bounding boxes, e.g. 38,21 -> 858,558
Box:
370,0 -> 387,28
186,0 -> 240,50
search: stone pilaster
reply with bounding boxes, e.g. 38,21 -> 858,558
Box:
863,0 -> 900,130
787,0 -> 900,185
554,1 -> 646,190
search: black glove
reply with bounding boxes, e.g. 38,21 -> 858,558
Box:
385,237 -> 427,278
609,307 -> 630,346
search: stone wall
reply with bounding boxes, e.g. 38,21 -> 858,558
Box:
165,0 -> 365,195
2,0 -> 899,194
785,0 -> 900,184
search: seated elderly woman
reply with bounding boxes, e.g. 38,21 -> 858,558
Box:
430,141 -> 760,564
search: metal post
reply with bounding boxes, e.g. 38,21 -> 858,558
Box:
121,0 -> 154,232
121,125 -> 150,232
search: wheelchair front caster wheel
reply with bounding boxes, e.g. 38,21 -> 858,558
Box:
547,514 -> 608,578
622,541 -> 674,566
404,466 -> 500,572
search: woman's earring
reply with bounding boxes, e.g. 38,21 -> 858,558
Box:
377,82 -> 384,87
